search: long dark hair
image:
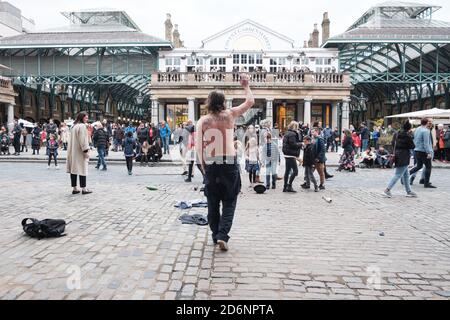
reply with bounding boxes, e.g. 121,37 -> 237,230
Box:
75,112 -> 88,124
207,91 -> 225,114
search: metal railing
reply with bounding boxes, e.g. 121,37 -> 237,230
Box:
0,76 -> 13,89
153,72 -> 348,86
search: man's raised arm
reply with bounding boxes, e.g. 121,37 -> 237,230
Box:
230,74 -> 255,118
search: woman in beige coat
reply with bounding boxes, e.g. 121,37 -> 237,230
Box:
66,112 -> 92,195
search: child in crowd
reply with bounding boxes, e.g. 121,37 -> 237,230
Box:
301,136 -> 319,192
46,134 -> 59,169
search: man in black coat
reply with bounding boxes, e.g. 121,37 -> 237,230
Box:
12,120 -> 22,156
282,122 -> 302,193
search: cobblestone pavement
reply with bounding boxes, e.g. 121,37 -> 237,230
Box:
0,162 -> 450,300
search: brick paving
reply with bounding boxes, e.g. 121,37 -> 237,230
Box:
0,161 -> 449,300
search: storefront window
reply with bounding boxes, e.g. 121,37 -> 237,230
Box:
166,104 -> 188,130
311,105 -> 323,126
277,104 -> 296,132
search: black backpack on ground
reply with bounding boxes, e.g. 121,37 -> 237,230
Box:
22,218 -> 69,240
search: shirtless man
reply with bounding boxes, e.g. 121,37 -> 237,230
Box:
196,74 -> 254,251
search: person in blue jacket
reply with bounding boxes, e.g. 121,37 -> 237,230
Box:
159,121 -> 172,155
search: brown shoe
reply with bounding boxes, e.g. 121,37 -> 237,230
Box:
217,240 -> 229,252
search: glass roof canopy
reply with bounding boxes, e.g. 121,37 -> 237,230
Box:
324,1 -> 450,110
0,9 -> 172,118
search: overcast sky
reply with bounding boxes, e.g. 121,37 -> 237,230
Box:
7,0 -> 450,47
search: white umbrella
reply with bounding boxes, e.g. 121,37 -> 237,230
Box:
386,108 -> 450,119
18,119 -> 35,128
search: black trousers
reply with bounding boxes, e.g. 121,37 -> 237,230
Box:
410,151 -> 432,185
126,156 -> 133,172
14,136 -> 20,153
284,157 -> 298,187
48,153 -> 57,166
71,174 -> 86,188
205,163 -> 241,243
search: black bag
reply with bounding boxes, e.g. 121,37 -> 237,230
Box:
22,218 -> 68,239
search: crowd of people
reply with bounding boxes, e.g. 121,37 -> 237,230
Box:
2,72 -> 448,254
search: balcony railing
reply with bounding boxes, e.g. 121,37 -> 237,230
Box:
152,72 -> 349,87
0,76 -> 13,89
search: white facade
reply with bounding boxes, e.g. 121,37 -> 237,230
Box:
0,1 -> 35,37
158,19 -> 339,74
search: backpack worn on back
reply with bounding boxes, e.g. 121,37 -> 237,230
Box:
22,218 -> 69,240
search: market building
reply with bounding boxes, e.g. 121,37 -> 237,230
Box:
150,14 -> 352,132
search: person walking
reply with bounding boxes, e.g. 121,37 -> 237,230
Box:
179,122 -> 191,176
383,121 -> 417,198
301,136 -> 319,192
46,134 -> 59,169
66,112 -> 92,195
312,128 -> 326,190
196,73 -> 254,251
282,121 -> 302,193
409,118 -> 436,189
93,122 -> 108,171
124,131 -> 137,175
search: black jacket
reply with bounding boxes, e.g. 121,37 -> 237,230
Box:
302,144 -> 315,167
282,129 -> 302,157
342,136 -> 354,153
360,127 -> 370,140
313,136 -> 326,163
137,127 -> 149,141
93,129 -> 107,148
393,130 -> 415,167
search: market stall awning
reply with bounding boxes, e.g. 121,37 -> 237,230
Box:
386,108 -> 450,118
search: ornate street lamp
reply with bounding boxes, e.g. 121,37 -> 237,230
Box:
59,87 -> 69,120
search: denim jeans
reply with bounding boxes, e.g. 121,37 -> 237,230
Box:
284,157 -> 298,187
362,139 -> 369,152
205,163 -> 241,243
97,146 -> 107,169
387,166 -> 411,193
304,165 -> 318,188
162,136 -> 170,154
409,151 -> 431,185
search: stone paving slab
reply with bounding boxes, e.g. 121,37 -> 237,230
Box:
0,162 -> 449,300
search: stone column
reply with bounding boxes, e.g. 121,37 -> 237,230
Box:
332,102 -> 338,130
304,98 -> 312,126
226,98 -> 233,109
159,102 -> 165,122
297,101 -> 304,123
7,104 -> 15,133
188,97 -> 196,121
151,98 -> 159,125
342,98 -> 350,131
265,99 -> 273,123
